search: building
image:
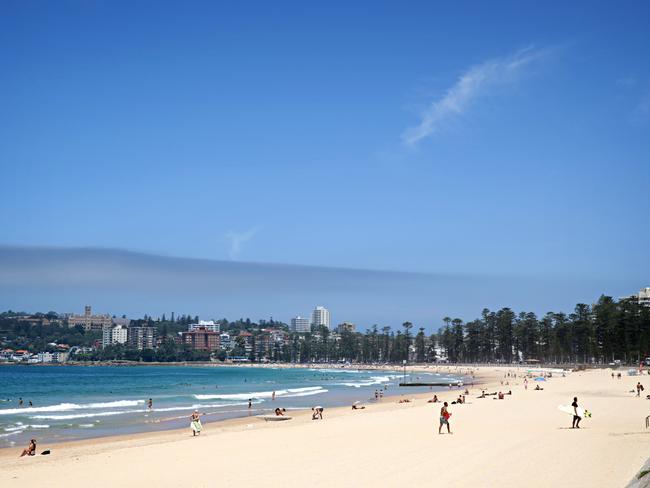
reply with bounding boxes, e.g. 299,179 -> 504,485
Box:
182,327 -> 220,352
68,306 -> 112,331
188,320 -> 220,333
290,316 -> 311,333
311,306 -> 330,329
620,287 -> 650,307
238,331 -> 254,355
219,333 -> 232,351
337,322 -> 356,333
102,325 -> 128,348
127,326 -> 157,350
37,352 -> 54,363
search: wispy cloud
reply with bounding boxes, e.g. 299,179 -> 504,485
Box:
225,227 -> 260,260
402,46 -> 547,146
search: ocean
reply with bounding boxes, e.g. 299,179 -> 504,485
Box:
0,364 -> 466,448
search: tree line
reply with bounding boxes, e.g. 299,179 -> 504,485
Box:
1,295 -> 649,365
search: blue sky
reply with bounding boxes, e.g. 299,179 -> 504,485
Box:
1,1 -> 649,326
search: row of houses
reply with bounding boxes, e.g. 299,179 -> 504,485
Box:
0,348 -> 70,363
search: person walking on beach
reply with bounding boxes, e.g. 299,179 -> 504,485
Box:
190,410 -> 203,436
571,397 -> 581,429
439,402 -> 451,434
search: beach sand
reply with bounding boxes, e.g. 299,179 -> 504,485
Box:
1,366 -> 648,487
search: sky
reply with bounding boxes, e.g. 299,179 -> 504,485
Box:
1,1 -> 649,328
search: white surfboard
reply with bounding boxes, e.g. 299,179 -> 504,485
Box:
558,405 -> 592,418
260,415 -> 293,421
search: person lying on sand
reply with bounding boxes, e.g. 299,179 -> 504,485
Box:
398,398 -> 411,403
20,439 -> 36,457
427,395 -> 439,403
352,402 -> 365,410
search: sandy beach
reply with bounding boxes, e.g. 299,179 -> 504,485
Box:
1,366 -> 648,488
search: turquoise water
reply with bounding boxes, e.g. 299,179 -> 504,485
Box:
0,365 -> 465,448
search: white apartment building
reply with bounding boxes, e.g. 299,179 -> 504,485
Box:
290,316 -> 311,333
188,320 -> 220,333
219,333 -> 232,351
621,287 -> 650,307
102,325 -> 128,348
311,306 -> 330,329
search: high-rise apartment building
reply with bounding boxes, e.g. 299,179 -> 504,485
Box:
182,326 -> 220,352
311,306 -> 330,329
127,326 -> 156,350
290,316 -> 311,333
102,325 -> 128,348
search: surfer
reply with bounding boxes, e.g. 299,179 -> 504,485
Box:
571,397 -> 581,429
439,402 -> 451,434
20,439 -> 36,457
190,410 -> 202,436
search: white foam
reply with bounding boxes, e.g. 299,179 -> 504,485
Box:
283,389 -> 328,398
0,399 -> 145,416
0,431 -> 22,438
5,424 -> 50,430
337,376 -> 393,388
194,386 -> 326,401
30,409 -> 146,420
312,368 -> 362,374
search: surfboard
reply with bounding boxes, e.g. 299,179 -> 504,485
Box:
557,405 -> 592,418
260,415 -> 293,421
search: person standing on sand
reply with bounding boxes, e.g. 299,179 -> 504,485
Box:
190,411 -> 202,436
439,402 -> 451,434
637,382 -> 644,397
571,397 -> 581,429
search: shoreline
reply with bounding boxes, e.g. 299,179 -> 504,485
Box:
4,365 -> 647,487
0,364 -> 488,454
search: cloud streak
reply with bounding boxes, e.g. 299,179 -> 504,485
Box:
225,227 -> 260,260
402,46 -> 547,146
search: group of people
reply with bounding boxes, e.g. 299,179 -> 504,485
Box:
17,398 -> 34,407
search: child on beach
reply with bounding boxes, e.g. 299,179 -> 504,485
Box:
439,402 -> 451,434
